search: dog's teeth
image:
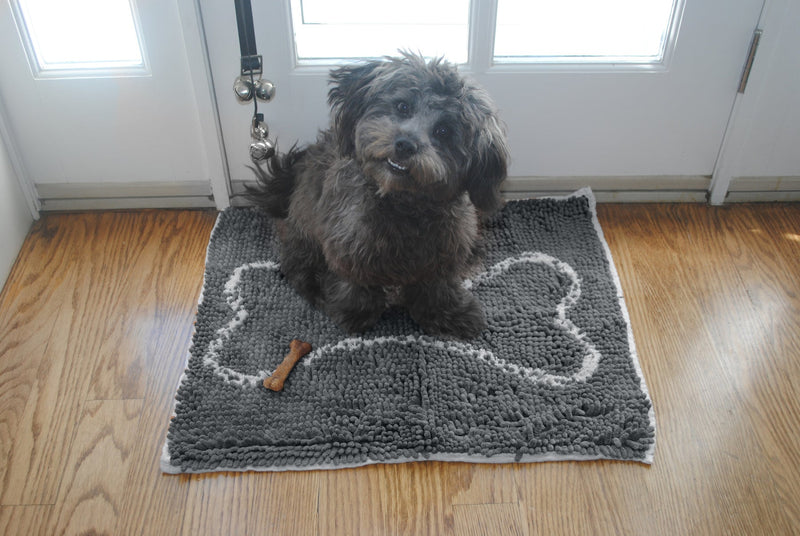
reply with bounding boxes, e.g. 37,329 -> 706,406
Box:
387,158 -> 408,172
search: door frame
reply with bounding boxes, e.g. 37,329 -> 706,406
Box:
708,0 -> 785,205
179,0 -> 231,210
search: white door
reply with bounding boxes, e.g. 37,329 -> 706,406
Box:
201,0 -> 764,202
0,0 -> 228,211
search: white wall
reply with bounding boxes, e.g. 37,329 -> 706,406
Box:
0,134 -> 34,292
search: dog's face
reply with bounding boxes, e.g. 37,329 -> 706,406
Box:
328,53 -> 510,212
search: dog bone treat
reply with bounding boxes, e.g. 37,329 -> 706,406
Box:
263,339 -> 312,391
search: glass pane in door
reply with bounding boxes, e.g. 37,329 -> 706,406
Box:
14,0 -> 146,75
494,0 -> 679,64
290,0 -> 470,63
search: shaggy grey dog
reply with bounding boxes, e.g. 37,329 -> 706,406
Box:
249,52 -> 509,339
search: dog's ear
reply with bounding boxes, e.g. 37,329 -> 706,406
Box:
328,61 -> 383,155
464,107 -> 510,214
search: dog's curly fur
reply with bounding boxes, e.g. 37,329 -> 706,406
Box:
249,52 -> 510,339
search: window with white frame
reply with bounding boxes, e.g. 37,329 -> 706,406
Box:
12,0 -> 147,77
290,0 -> 470,64
289,0 -> 680,67
494,0 -> 677,64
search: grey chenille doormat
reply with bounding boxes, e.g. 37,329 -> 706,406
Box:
161,188 -> 655,473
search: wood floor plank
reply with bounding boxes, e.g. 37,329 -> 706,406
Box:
0,217 -> 99,505
452,502 -> 528,536
115,210 -> 217,536
318,462 -> 457,536
0,286 -> 73,505
661,205 -> 798,534
317,462 -> 520,535
379,462 -> 456,536
707,204 -> 800,528
317,466 -> 390,536
1,214 -> 156,505
80,212 -> 168,401
86,211 -> 216,401
47,399 -> 143,536
517,463 -> 644,536
0,216 -> 89,503
1,300 -> 74,506
0,505 -> 51,535
594,204 -> 794,535
0,215 -> 85,329
448,463 -> 521,506
181,471 -> 320,536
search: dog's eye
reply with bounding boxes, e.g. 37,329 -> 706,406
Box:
433,125 -> 451,139
396,101 -> 411,116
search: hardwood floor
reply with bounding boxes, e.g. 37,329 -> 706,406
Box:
0,204 -> 798,535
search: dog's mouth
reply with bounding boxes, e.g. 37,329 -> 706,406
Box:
386,158 -> 410,175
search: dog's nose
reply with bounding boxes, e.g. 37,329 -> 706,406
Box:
394,137 -> 418,159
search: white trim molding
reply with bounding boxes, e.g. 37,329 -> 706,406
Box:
177,0 -> 231,210
0,93 -> 39,219
36,181 -> 215,211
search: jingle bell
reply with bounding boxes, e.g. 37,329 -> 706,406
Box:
254,79 -> 276,102
250,138 -> 275,162
251,118 -> 268,141
233,76 -> 254,101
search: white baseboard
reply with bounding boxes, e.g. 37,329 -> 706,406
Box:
501,176 -> 711,202
36,181 -> 215,211
504,190 -> 711,203
506,176 -> 800,202
725,176 -> 800,202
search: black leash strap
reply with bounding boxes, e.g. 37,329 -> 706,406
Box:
234,0 -> 262,75
233,0 -> 275,162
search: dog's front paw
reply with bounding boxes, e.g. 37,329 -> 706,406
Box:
328,306 -> 384,334
424,301 -> 487,340
404,283 -> 487,340
322,277 -> 386,334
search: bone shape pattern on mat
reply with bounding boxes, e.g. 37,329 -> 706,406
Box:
201,252 -> 601,389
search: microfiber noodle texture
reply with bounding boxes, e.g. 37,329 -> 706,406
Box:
161,188 -> 655,473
